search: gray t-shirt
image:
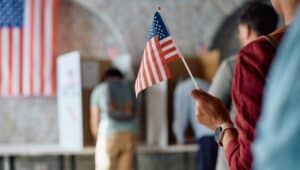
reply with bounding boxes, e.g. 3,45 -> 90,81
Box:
209,56 -> 236,119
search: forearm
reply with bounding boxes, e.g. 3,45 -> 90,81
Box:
90,123 -> 98,141
222,127 -> 253,170
90,107 -> 100,142
173,123 -> 185,144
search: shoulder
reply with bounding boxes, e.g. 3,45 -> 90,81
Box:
237,34 -> 282,72
92,83 -> 108,95
239,29 -> 286,65
224,55 -> 236,65
240,37 -> 273,59
90,83 -> 108,106
220,56 -> 236,72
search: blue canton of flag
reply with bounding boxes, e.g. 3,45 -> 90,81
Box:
0,0 -> 24,27
148,12 -> 170,40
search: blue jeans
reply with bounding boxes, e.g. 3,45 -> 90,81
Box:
196,136 -> 218,170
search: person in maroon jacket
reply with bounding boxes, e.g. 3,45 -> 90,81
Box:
191,0 -> 300,170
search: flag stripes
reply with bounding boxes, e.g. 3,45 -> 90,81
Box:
135,36 -> 179,96
160,37 -> 179,62
0,0 -> 56,96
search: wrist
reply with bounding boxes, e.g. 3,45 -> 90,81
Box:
222,128 -> 238,148
215,120 -> 233,130
214,122 -> 236,146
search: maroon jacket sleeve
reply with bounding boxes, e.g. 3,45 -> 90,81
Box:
225,36 -> 279,170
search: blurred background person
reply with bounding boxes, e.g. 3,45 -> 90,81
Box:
173,78 -> 217,170
209,2 -> 279,170
90,68 -> 138,170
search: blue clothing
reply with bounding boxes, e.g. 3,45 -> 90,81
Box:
172,78 -> 212,144
253,11 -> 300,170
90,81 -> 138,137
197,136 -> 218,170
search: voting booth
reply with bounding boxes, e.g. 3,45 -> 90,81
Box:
57,51 -> 111,149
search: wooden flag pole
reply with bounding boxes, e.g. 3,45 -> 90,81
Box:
179,54 -> 200,90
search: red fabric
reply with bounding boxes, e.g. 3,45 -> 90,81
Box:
225,31 -> 285,170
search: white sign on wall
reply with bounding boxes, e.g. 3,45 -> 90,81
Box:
57,51 -> 83,150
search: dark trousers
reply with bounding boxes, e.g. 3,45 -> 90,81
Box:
196,135 -> 218,170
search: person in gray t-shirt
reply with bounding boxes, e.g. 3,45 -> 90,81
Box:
209,56 -> 236,119
209,56 -> 236,170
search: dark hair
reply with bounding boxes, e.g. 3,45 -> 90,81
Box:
239,1 -> 279,36
102,67 -> 124,81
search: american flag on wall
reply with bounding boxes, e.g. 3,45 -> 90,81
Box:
135,11 -> 180,96
0,0 -> 57,96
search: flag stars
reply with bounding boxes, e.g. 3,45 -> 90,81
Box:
0,0 -> 24,27
147,12 -> 170,40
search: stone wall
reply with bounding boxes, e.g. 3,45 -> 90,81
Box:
57,0 -> 110,58
74,0 -> 246,62
0,97 -> 58,144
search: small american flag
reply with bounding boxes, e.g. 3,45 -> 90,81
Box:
135,12 -> 181,96
0,0 -> 57,96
